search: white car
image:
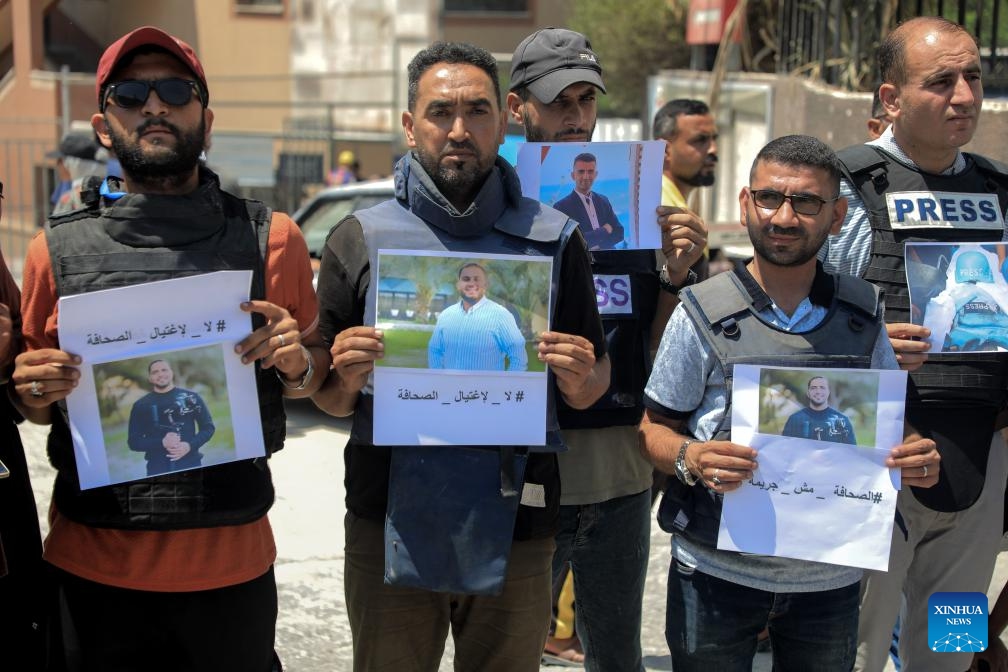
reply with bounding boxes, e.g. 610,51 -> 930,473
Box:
292,178 -> 395,288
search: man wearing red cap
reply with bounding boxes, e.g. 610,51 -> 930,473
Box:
11,26 -> 327,671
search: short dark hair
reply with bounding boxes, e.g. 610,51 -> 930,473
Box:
458,262 -> 487,279
878,17 -> 971,87
652,99 -> 710,140
407,42 -> 501,112
573,152 -> 597,165
750,135 -> 841,194
807,376 -> 829,389
148,359 -> 169,373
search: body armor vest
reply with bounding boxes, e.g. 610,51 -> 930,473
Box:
840,145 -> 1008,510
557,249 -> 659,429
44,172 -> 284,530
351,170 -> 576,594
657,270 -> 881,547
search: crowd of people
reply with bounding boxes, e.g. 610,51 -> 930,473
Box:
1,14 -> 1006,672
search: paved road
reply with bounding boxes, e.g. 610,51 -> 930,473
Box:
22,401 -> 1008,671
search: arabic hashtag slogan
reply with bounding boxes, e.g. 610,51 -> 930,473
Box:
371,250 -> 552,446
57,271 -> 266,489
718,364 -> 908,571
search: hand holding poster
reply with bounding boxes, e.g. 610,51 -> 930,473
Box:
905,242 -> 1008,353
58,271 -> 265,489
718,364 -> 908,571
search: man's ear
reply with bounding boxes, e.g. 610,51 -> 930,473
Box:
505,91 -> 524,125
91,113 -> 113,149
879,82 -> 899,118
402,110 -> 417,148
202,108 -> 215,151
829,195 -> 849,236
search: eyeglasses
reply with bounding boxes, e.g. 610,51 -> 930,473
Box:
749,188 -> 839,216
102,79 -> 203,112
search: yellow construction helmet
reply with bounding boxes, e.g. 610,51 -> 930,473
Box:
338,150 -> 356,166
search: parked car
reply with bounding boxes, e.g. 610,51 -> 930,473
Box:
291,178 -> 395,287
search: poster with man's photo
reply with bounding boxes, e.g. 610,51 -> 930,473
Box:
371,249 -> 552,446
57,271 -> 266,489
719,364 -> 908,571
516,140 -> 665,250
905,242 -> 1008,353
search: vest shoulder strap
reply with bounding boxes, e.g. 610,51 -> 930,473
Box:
833,274 -> 882,320
968,153 -> 1008,182
837,144 -> 891,195
680,272 -> 751,330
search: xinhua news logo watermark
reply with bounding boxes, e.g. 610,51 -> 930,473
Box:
928,592 -> 988,653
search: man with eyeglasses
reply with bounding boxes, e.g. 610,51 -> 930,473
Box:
640,134 -> 939,670
819,17 -> 1008,672
10,26 -> 326,671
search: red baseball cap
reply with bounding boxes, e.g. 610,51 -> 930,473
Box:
96,26 -> 208,108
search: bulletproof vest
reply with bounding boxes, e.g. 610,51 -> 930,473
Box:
353,194 -> 574,595
657,270 -> 881,548
840,145 -> 1008,510
557,249 -> 659,429
44,176 -> 285,530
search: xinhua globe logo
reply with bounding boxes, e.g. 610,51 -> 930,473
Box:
928,592 -> 988,653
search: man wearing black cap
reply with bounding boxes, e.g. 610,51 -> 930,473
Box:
12,26 -> 327,671
507,28 -> 708,672
47,130 -> 106,215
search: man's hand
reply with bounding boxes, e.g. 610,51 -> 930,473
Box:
888,433 -> 940,488
684,439 -> 758,493
12,348 -> 81,409
167,441 -> 192,462
887,323 -> 930,372
658,205 -> 707,284
537,331 -> 608,409
312,326 -> 384,418
603,223 -> 613,234
236,301 -> 306,377
162,432 -> 181,450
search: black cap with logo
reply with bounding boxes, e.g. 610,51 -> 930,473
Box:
509,28 -> 605,104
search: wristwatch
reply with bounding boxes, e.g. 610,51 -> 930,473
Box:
674,438 -> 698,486
277,344 -> 314,391
659,265 -> 698,295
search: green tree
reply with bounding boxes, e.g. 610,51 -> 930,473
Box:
568,0 -> 691,118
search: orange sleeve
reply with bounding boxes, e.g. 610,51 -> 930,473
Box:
20,231 -> 61,351
264,212 -> 318,336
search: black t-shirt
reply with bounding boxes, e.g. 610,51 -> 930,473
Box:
317,213 -> 605,539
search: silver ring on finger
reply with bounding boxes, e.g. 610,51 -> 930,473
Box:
278,333 -> 286,347
30,380 -> 44,397
711,468 -> 722,486
687,242 -> 696,255
922,464 -> 928,478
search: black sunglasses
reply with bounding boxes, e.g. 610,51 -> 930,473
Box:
102,78 -> 204,111
749,188 -> 839,216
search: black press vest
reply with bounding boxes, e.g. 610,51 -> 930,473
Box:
657,270 -> 881,547
44,175 -> 285,530
840,145 -> 1008,510
557,249 -> 660,429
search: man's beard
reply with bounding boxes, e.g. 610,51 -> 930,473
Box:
108,116 -> 206,189
413,141 -> 493,204
523,117 -> 595,143
746,212 -> 826,268
679,168 -> 716,188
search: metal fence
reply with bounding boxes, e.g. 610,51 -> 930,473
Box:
751,0 -> 1008,92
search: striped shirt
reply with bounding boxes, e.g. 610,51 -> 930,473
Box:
819,126 -> 1002,278
427,296 -> 529,371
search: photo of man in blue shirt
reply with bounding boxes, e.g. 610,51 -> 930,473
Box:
427,262 -> 528,371
781,376 -> 857,444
